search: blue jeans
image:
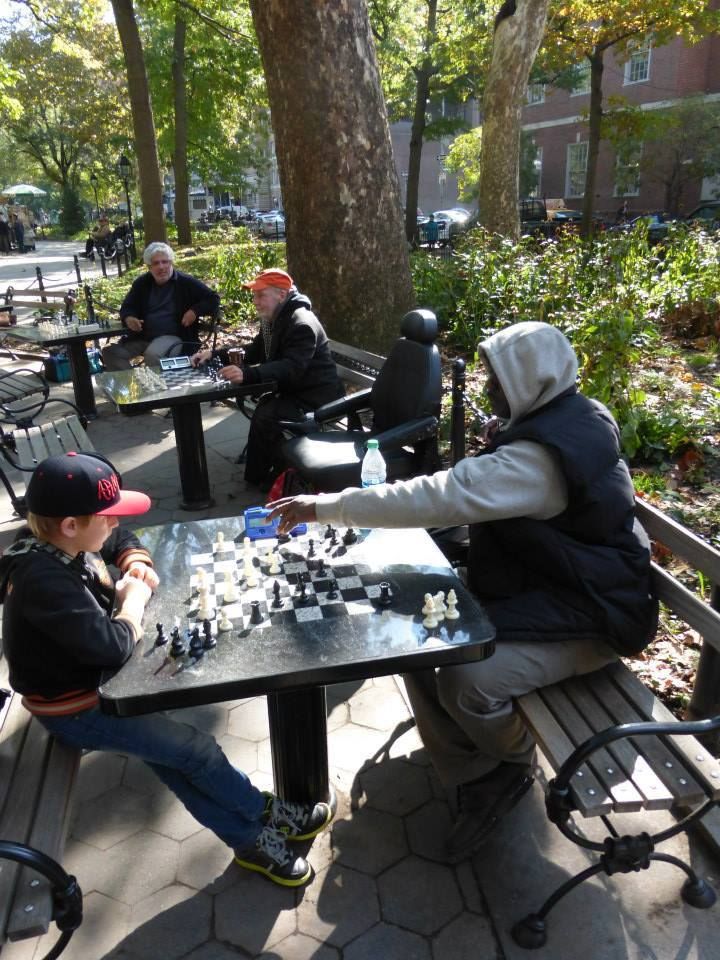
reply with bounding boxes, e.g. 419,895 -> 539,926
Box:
40,708 -> 266,850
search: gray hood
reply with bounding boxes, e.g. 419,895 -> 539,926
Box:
479,321 -> 578,427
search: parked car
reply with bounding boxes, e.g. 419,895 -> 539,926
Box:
431,208 -> 471,242
256,212 -> 286,237
609,212 -> 675,244
686,201 -> 720,229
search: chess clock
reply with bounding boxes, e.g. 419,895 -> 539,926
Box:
159,355 -> 193,371
243,506 -> 307,540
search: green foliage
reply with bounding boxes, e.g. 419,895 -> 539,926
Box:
411,226 -> 720,461
59,183 -> 86,234
632,471 -> 668,495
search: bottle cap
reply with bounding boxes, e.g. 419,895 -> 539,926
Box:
366,439 -> 379,450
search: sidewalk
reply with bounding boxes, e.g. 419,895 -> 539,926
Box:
1,251 -> 720,958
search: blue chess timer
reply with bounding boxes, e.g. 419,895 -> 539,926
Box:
243,506 -> 307,541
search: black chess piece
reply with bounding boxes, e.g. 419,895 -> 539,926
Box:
202,619 -> 217,649
155,622 -> 167,645
189,626 -> 203,654
250,600 -> 264,624
297,579 -> 309,604
342,528 -> 357,545
378,581 -> 392,607
317,558 -> 326,577
307,538 -> 315,558
330,528 -> 339,546
327,578 -> 339,599
324,524 -> 333,540
170,630 -> 185,657
272,580 -> 282,608
277,531 -> 291,544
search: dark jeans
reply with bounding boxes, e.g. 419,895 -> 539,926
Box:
244,394 -> 309,485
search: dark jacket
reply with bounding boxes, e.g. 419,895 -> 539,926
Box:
120,269 -> 220,351
468,389 -> 658,655
219,289 -> 343,408
0,527 -> 151,699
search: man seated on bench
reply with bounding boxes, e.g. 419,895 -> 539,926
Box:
0,452 -> 333,887
190,268 -> 344,489
266,321 -> 659,859
83,215 -> 112,259
102,242 -> 220,370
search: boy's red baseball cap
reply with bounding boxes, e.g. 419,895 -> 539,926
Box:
242,268 -> 293,292
26,452 -> 151,517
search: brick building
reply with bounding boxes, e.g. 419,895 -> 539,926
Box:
522,29 -> 720,220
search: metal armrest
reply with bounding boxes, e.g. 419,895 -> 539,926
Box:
372,416 -> 439,451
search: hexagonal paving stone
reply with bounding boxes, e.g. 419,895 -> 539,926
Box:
228,696 -> 270,741
348,686 -> 410,732
432,912 -> 497,959
76,750 -> 126,802
123,884 -> 212,959
122,756 -> 166,795
177,829 -> 237,892
327,723 -> 395,777
29,891 -> 131,960
72,785 -> 151,850
182,944 -> 244,960
216,731 -> 260,775
147,787 -> 204,842
258,932 -> 340,959
359,758 -> 433,816
215,873 -> 298,953
405,799 -> 454,863
296,864 -> 379,947
378,857 -> 462,936
344,921 -> 431,960
85,830 -> 179,906
333,805 -> 407,875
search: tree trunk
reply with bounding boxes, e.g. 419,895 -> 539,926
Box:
478,0 -> 550,239
172,15 -> 192,245
111,0 -> 167,245
249,0 -> 415,353
581,47 -> 604,239
405,0 -> 438,245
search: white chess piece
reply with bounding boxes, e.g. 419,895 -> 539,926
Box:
422,592 -> 435,615
223,570 -> 238,603
434,591 -> 446,621
196,586 -> 213,621
217,609 -> 233,632
445,588 -> 460,620
215,531 -> 227,553
245,560 -> 258,588
195,568 -> 208,593
422,595 -> 439,629
269,551 -> 281,575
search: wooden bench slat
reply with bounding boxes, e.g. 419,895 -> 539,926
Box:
562,674 -> 675,810
58,415 -> 93,452
539,684 -> 646,812
515,690 -> 613,816
0,373 -> 43,404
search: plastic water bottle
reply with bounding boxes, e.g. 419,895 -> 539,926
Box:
361,438 -> 387,488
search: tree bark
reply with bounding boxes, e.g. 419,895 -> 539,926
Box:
581,47 -> 604,238
172,15 -> 192,245
404,0 -> 438,245
111,0 -> 167,245
478,0 -> 550,239
249,0 -> 415,353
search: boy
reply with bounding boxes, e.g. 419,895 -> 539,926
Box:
0,452 -> 331,886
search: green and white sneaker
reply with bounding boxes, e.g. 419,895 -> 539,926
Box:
263,792 -> 334,841
234,825 -> 312,887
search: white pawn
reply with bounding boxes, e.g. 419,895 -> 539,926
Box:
269,551 -> 281,575
422,595 -> 438,629
197,586 -> 213,621
445,588 -> 460,620
245,561 -> 258,588
215,531 -> 227,553
223,570 -> 238,603
195,567 -> 208,594
218,609 -> 233,632
434,591 -> 446,621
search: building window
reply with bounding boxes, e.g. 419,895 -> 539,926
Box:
570,61 -> 591,96
615,145 -> 642,197
624,40 -> 651,85
192,198 -> 208,210
527,82 -> 545,105
530,147 -> 543,197
566,142 -> 588,198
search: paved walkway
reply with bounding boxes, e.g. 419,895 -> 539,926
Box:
1,246 -> 720,959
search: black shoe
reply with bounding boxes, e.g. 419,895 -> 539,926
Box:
447,762 -> 535,860
262,792 -> 333,841
234,825 -> 312,887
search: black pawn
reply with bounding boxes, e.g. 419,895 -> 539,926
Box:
170,631 -> 185,657
297,579 -> 309,604
342,528 -> 357,545
378,581 -> 392,607
189,627 -> 202,654
317,558 -> 326,577
330,527 -> 339,546
324,524 -> 333,540
250,600 -> 264,624
272,580 -> 282,608
307,538 -> 315,558
327,578 -> 339,599
202,619 -> 216,649
156,622 -> 167,645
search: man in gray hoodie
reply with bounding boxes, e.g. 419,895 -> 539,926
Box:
266,321 -> 658,858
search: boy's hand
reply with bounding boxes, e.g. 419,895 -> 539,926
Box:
126,562 -> 160,591
265,496 -> 318,534
115,574 -> 152,607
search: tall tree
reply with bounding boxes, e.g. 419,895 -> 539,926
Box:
539,0 -> 720,236
111,0 -> 167,243
478,0 -> 550,239
172,13 -> 191,243
249,0 -> 414,352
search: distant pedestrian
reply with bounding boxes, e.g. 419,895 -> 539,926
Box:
0,215 -> 10,255
12,215 -> 25,254
616,200 -> 629,224
425,214 -> 439,250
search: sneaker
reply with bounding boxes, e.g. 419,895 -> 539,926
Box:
263,792 -> 333,841
447,762 -> 535,860
234,825 -> 312,887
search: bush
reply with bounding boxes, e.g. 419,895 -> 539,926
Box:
59,185 -> 86,235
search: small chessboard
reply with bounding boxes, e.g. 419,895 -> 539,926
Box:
161,358 -> 231,390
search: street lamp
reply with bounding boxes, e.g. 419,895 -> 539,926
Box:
116,153 -> 135,260
89,172 -> 100,220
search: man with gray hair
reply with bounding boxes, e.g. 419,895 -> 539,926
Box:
102,242 -> 220,370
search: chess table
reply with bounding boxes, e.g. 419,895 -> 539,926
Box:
2,318 -> 126,418
96,362 -> 276,509
98,517 -> 496,804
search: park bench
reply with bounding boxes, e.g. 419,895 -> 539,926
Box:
0,664 -> 83,955
445,360 -> 720,947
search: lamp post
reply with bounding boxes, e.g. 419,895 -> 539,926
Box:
90,172 -> 100,220
116,153 -> 135,260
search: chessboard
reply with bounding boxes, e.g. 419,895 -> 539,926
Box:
131,360 -> 232,393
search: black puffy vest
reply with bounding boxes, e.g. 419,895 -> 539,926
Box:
468,389 -> 657,655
